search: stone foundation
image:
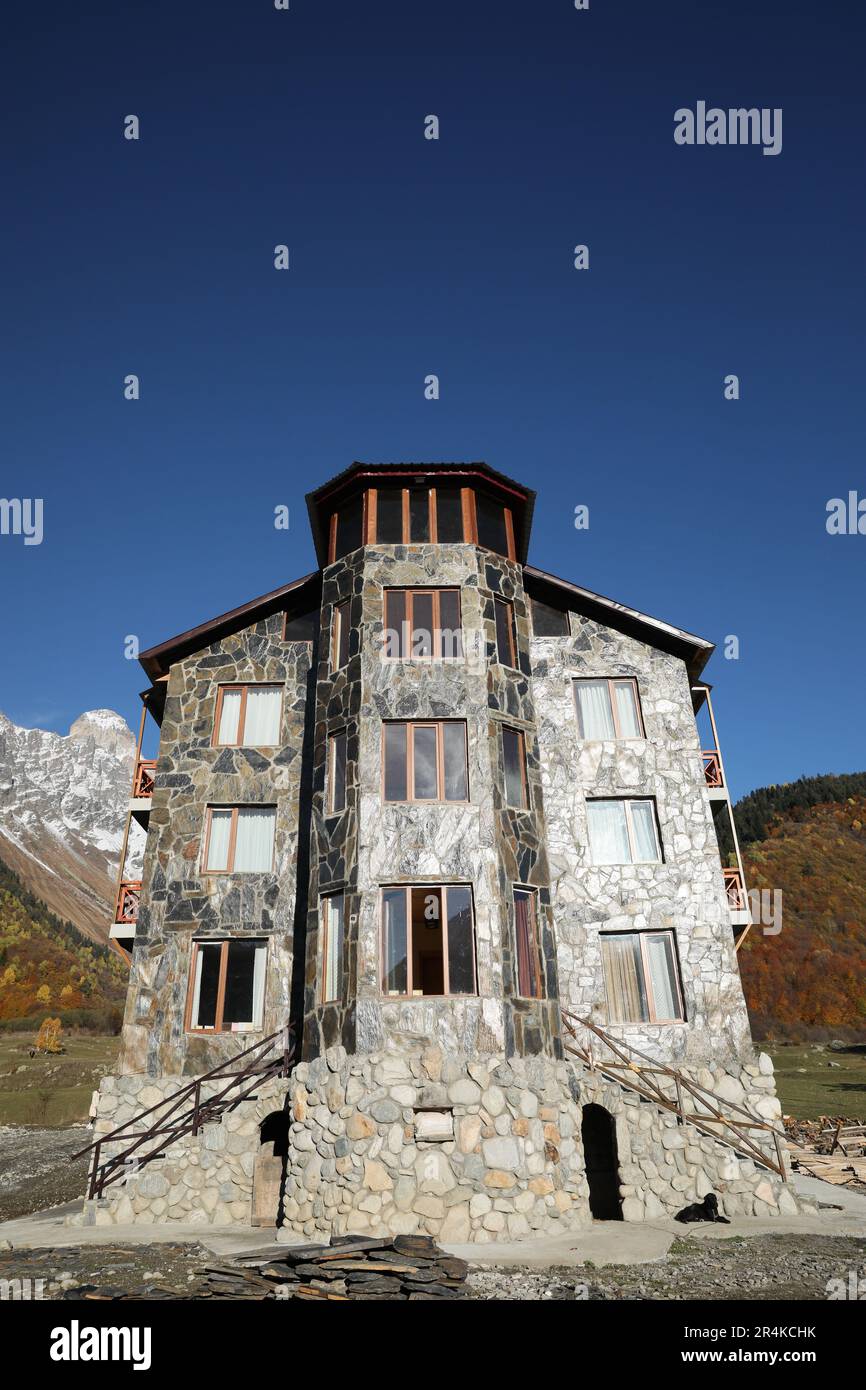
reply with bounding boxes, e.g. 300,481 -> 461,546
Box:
78,1044 -> 806,1235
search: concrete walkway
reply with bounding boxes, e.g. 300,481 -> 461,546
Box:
1,1175 -> 864,1268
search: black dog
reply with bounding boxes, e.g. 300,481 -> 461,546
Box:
674,1192 -> 730,1224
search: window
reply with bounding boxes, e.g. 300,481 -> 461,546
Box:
530,597 -> 570,637
330,493 -> 364,561
283,608 -> 318,642
434,486 -> 464,542
328,730 -> 348,813
382,721 -> 468,802
601,931 -> 684,1024
213,686 -> 282,747
203,806 -> 277,873
475,490 -> 511,556
494,598 -> 518,668
513,888 -> 543,998
586,799 -> 661,865
501,726 -> 528,809
332,600 -> 350,670
574,678 -> 643,740
187,939 -> 267,1032
381,885 -> 476,997
383,588 -> 463,659
321,894 -> 344,1002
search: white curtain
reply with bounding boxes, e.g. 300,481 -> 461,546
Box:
243,687 -> 281,745
191,947 -> 205,1023
587,800 -> 630,864
614,681 -> 641,737
575,681 -> 615,739
250,943 -> 267,1026
234,807 -> 276,871
630,801 -> 659,861
206,810 -> 233,870
217,690 -> 242,745
645,933 -> 679,1020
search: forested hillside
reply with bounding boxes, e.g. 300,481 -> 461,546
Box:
0,856 -> 126,1031
734,777 -> 866,1041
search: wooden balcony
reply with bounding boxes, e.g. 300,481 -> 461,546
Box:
723,867 -> 747,913
701,750 -> 724,788
132,759 -> 156,799
114,880 -> 142,925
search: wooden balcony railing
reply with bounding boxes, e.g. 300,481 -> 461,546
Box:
701,750 -> 724,788
132,759 -> 156,799
723,867 -> 747,912
114,881 -> 142,925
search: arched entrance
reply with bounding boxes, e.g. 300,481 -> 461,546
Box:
581,1103 -> 622,1220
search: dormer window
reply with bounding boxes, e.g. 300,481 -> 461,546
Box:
324,477 -> 521,562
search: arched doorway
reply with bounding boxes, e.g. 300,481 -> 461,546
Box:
581,1104 -> 622,1220
251,1110 -> 290,1227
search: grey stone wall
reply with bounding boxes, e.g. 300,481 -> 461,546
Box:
531,612 -> 754,1066
117,613 -> 314,1077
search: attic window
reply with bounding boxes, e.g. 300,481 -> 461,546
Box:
530,598 -> 570,637
283,608 -> 318,642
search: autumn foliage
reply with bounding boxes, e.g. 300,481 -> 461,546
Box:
0,855 -> 126,1030
34,1016 -> 64,1053
735,784 -> 866,1041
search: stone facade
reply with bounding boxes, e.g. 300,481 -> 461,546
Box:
90,462 -> 798,1235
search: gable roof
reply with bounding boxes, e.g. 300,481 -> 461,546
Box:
523,564 -> 714,681
138,571 -> 320,681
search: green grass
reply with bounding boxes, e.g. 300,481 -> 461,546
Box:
0,1032 -> 119,1126
765,1043 -> 866,1120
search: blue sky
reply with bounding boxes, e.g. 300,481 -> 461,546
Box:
1,0 -> 864,799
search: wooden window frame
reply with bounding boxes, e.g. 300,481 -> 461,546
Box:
573,677 -> 644,740
201,805 -> 277,875
184,937 -> 268,1034
381,720 -> 469,804
326,483 -> 515,559
382,587 -> 463,660
379,883 -> 477,999
513,886 -> 544,1000
331,600 -> 350,671
212,684 -> 283,748
601,930 -> 685,1025
494,597 -> 518,669
586,797 -> 662,865
320,892 -> 345,1004
327,728 -> 348,815
501,725 -> 530,810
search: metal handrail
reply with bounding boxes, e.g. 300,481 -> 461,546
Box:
74,1026 -> 295,1199
560,1011 -> 787,1180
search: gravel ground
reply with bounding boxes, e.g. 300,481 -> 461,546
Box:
0,1124 -> 91,1222
0,1234 -> 861,1301
467,1235 -> 866,1301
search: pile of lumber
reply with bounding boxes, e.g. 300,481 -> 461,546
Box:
784,1114 -> 866,1190
197,1235 -> 469,1301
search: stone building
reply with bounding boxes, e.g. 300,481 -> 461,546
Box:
86,462 -> 801,1239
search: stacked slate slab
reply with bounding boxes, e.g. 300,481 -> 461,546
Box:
199,1235 -> 468,1301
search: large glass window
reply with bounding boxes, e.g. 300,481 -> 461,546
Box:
574,678 -> 643,740
382,721 -> 468,802
383,589 -> 463,659
475,491 -> 509,555
203,806 -> 276,873
331,494 -> 364,560
435,486 -> 464,542
514,888 -> 543,998
586,799 -> 661,865
601,931 -> 684,1024
188,939 -> 267,1032
501,726 -> 529,809
214,686 -> 282,747
380,885 -> 476,996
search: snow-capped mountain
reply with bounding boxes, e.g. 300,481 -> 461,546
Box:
0,709 -> 145,943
